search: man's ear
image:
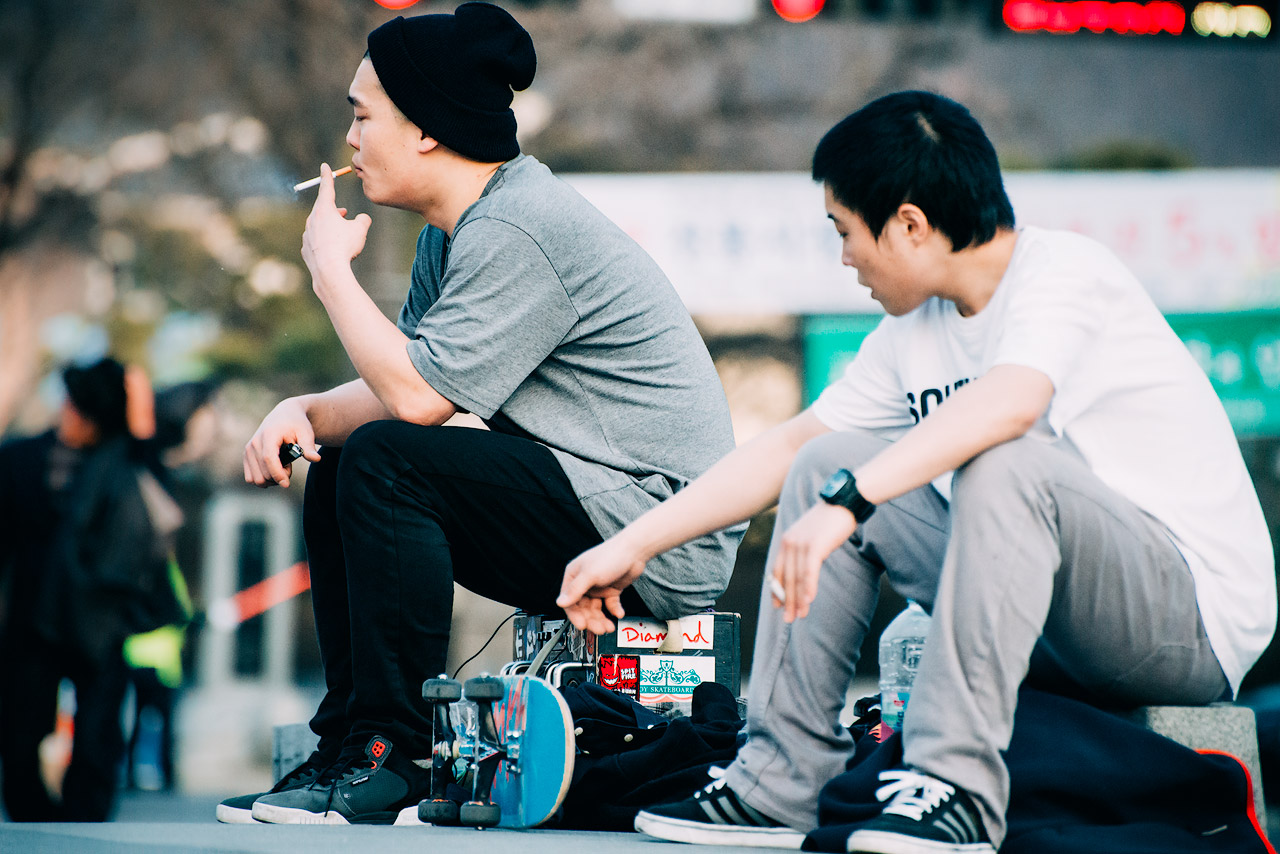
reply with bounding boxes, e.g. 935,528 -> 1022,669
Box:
417,133 -> 440,155
895,203 -> 932,244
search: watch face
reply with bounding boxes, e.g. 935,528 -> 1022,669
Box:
820,469 -> 854,501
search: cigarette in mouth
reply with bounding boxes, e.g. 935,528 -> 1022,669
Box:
293,166 -> 353,192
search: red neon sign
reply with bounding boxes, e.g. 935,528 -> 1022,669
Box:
1003,0 -> 1186,33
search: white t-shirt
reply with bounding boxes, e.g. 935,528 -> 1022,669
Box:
812,226 -> 1275,694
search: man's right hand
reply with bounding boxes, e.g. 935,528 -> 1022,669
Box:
558,537 -> 648,635
243,398 -> 323,489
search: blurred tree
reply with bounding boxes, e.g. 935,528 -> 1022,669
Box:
1054,140 -> 1194,171
0,0 -> 387,430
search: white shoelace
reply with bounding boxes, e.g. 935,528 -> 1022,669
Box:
874,769 -> 955,820
697,766 -> 728,798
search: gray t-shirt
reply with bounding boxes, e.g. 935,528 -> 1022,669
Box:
395,155 -> 743,619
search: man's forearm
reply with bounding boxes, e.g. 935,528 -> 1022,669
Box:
298,380 -> 393,446
853,364 -> 1054,505
619,409 -> 832,561
312,264 -> 456,426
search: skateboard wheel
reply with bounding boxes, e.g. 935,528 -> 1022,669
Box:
459,801 -> 501,827
463,676 -> 504,702
423,678 -> 464,702
419,798 -> 461,825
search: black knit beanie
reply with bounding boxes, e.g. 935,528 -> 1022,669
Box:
63,357 -> 128,437
367,2 -> 536,163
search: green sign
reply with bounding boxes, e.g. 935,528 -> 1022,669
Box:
1167,310 -> 1280,435
803,310 -> 1280,435
802,315 -> 882,405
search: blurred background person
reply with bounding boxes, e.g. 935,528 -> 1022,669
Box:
0,358 -> 185,821
120,379 -> 219,793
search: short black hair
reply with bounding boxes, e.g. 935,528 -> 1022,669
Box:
812,91 -> 1015,251
63,357 -> 128,437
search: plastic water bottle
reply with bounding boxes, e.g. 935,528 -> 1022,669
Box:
878,601 -> 931,737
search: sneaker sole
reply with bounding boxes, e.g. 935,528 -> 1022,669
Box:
635,811 -> 805,849
215,803 -> 262,824
393,805 -> 426,826
845,829 -> 995,854
251,800 -> 423,826
251,801 -> 352,825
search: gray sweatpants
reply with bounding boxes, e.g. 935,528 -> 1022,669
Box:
722,429 -> 1228,846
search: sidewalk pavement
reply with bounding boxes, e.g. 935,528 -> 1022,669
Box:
1,789 -> 775,854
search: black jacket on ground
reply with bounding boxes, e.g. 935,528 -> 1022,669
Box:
807,687 -> 1271,854
559,681 -> 746,831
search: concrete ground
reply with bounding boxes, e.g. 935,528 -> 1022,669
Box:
1,789 -> 775,854
5,772 -> 1279,852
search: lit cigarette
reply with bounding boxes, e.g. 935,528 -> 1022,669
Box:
293,166 -> 352,192
770,575 -> 787,603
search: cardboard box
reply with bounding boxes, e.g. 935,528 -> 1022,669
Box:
512,611 -> 742,713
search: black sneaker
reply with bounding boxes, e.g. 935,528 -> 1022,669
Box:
215,751 -> 334,824
845,770 -> 995,854
251,735 -> 429,825
634,772 -> 806,848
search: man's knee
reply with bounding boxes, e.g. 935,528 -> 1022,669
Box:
337,421 -> 416,480
951,437 -> 1054,505
330,421 -> 430,507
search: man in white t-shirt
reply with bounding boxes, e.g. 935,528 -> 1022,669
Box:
556,91 -> 1276,854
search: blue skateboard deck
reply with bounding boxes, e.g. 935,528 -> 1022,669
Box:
421,674 -> 575,829
487,675 -> 574,827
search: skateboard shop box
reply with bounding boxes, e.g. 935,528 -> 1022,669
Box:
513,611 -> 741,713
595,612 -> 741,710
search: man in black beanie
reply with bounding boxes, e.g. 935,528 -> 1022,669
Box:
230,2 -> 742,826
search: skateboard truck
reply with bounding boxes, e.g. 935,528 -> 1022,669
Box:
419,674 -> 513,828
458,675 -> 506,828
419,672 -> 572,830
420,675 -> 463,826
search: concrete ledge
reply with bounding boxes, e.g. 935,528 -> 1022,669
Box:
272,723 -> 319,782
1126,703 -> 1266,825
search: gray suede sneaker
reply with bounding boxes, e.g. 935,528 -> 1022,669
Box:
215,751 -> 334,824
251,735 -> 429,825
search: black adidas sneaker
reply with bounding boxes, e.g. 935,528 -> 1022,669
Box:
634,771 -> 805,848
250,735 -> 429,825
846,769 -> 995,854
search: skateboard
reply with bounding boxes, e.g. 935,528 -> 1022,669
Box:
419,674 -> 575,829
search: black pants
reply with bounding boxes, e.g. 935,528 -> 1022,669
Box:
303,421 -> 650,758
0,635 -> 129,821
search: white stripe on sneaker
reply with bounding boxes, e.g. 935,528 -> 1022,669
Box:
715,797 -> 755,827
635,811 -> 806,849
938,812 -> 965,843
954,804 -> 980,840
699,799 -> 728,824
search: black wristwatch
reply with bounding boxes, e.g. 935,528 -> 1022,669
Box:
819,468 -> 876,523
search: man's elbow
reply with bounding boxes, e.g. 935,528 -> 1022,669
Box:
999,387 -> 1052,440
1004,404 -> 1041,439
992,367 -> 1054,440
385,391 -> 454,426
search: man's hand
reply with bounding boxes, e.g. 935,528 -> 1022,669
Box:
243,398 -> 323,488
301,163 -> 372,286
773,502 -> 857,623
557,538 -> 648,635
